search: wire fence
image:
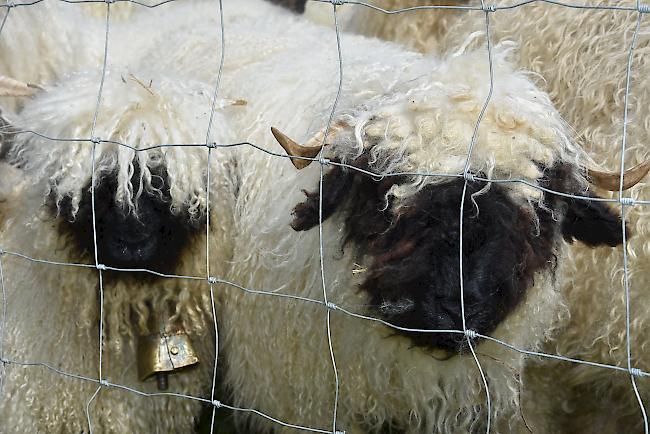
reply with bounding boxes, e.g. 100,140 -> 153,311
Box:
0,0 -> 648,433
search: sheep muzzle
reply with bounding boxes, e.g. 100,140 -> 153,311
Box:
54,164 -> 203,275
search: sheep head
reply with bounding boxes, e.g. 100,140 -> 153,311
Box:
273,104 -> 629,353
0,70 -> 222,277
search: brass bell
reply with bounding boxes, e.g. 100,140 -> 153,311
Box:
137,327 -> 199,390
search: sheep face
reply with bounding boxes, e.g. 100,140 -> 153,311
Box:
53,163 -> 203,273
287,136 -> 624,353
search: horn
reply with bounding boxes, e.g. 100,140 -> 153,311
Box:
271,127 -> 323,170
587,160 -> 650,191
271,121 -> 348,170
0,75 -> 40,97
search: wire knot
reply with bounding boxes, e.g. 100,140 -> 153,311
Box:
463,172 -> 476,182
319,157 -> 331,166
0,357 -> 8,365
620,197 -> 636,206
465,329 -> 478,339
206,142 -> 218,149
99,379 -> 110,387
105,0 -> 116,4
90,136 -> 101,145
482,3 -> 496,12
326,301 -> 338,310
629,367 -> 643,377
330,0 -> 345,5
207,276 -> 218,285
0,248 -> 5,256
212,400 -> 222,408
334,431 -> 346,434
96,263 -> 107,271
638,4 -> 650,13
4,0 -> 15,8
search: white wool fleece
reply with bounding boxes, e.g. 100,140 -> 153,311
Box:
0,0 -> 596,433
310,1 -> 650,431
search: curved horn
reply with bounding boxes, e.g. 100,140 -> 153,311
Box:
0,75 -> 40,97
588,160 -> 650,191
271,121 -> 348,170
271,127 -> 323,170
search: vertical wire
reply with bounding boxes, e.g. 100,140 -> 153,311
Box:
459,7 -> 494,432
204,0 -> 226,432
618,10 -> 648,433
0,5 -> 10,38
0,252 -> 6,396
318,4 -> 346,432
458,181 -> 492,433
0,0 -> 11,407
85,2 -> 112,432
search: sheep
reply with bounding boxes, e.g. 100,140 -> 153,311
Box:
304,0 -> 650,431
0,0 -> 631,432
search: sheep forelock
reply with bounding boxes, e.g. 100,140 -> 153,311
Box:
314,47 -> 585,205
8,69 -> 231,220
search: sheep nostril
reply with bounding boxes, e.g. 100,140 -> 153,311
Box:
100,210 -> 166,265
107,234 -> 159,264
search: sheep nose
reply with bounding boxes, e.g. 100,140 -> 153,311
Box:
106,219 -> 160,265
100,202 -> 157,266
96,195 -> 184,272
55,165 -> 198,275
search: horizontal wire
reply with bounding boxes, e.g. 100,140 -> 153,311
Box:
7,129 -> 650,205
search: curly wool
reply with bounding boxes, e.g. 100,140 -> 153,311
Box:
0,3 -> 101,112
0,0 -> 610,432
312,0 -> 650,431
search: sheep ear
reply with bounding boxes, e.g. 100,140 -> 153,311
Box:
291,165 -> 356,231
561,194 -> 625,247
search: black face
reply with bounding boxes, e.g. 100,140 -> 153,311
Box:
55,163 -> 203,274
292,157 -> 625,352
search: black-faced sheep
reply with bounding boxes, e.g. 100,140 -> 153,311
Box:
303,1 -> 650,430
0,0 -> 633,432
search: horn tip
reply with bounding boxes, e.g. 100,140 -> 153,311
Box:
271,126 -> 293,148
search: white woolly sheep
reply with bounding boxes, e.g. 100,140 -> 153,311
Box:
306,0 -> 650,431
0,0 -> 630,433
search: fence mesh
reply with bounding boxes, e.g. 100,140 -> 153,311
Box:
0,0 -> 648,433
